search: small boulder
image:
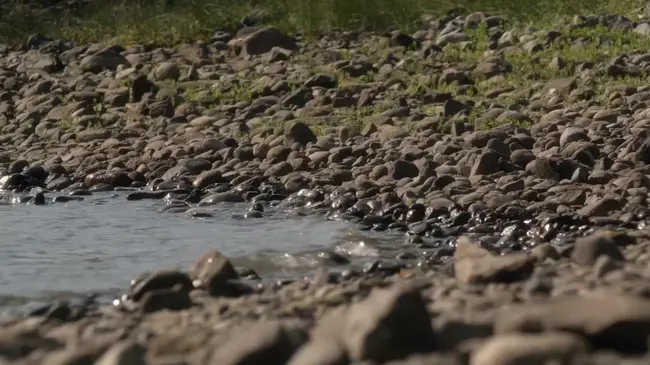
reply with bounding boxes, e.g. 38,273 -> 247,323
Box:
284,121 -> 317,146
190,250 -> 239,296
571,230 -> 628,266
470,332 -> 589,365
154,62 -> 181,81
231,27 -> 298,56
454,237 -> 535,284
343,283 -> 435,362
210,321 -> 306,365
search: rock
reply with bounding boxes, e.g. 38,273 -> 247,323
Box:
454,237 -> 535,284
579,196 -> 622,217
84,171 -> 132,188
95,341 -> 146,365
571,230 -> 627,266
390,160 -> 419,179
342,283 -> 435,362
284,121 -> 317,146
304,74 -> 338,89
130,270 -> 193,302
559,127 -> 589,148
154,62 -> 181,81
287,341 -> 348,365
495,295 -> 650,353
210,321 -> 306,365
232,27 -> 298,56
470,333 -> 589,365
190,250 -> 239,296
193,169 -> 227,189
76,129 -> 110,143
470,150 -> 501,176
198,192 -> 245,205
0,330 -> 62,360
80,48 -> 129,73
139,285 -> 193,313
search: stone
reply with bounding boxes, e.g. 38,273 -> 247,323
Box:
343,283 -> 435,362
95,341 -> 146,365
579,196 -> 623,217
80,48 -> 129,73
190,250 -> 239,296
454,237 -> 535,284
232,27 -> 298,56
284,121 -> 317,146
571,230 -> 628,266
210,321 -> 306,365
495,295 -> 650,353
470,333 -> 589,365
130,270 -> 193,302
154,62 -> 181,81
287,341 -> 348,365
390,160 -> 419,180
470,150 -> 501,176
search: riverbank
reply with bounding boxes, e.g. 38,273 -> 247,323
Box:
3,4 -> 650,365
0,0 -> 643,45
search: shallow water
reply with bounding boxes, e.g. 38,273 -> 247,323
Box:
0,192 -> 405,313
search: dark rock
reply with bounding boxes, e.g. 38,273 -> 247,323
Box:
390,160 -> 419,179
139,285 -> 192,313
130,270 -> 193,302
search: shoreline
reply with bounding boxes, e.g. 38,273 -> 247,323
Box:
3,5 -> 650,364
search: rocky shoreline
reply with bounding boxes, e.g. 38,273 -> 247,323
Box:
4,9 -> 650,365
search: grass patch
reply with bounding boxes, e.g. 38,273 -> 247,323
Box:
0,0 -> 645,46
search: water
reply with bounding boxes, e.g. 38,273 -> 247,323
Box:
0,192 -> 405,313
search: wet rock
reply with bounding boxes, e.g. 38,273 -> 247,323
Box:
193,169 -> 228,189
190,250 -> 240,296
130,270 -> 193,302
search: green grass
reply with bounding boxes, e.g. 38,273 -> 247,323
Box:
0,0 -> 644,45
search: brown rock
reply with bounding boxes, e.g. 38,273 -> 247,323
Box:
287,341 -> 348,365
470,333 -> 589,365
495,295 -> 650,353
190,250 -> 239,296
130,270 -> 193,302
454,237 -> 535,284
231,27 -> 298,56
210,321 -> 306,365
571,230 -> 627,266
343,283 -> 435,362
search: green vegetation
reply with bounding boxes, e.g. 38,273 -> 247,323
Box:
0,0 -> 645,45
